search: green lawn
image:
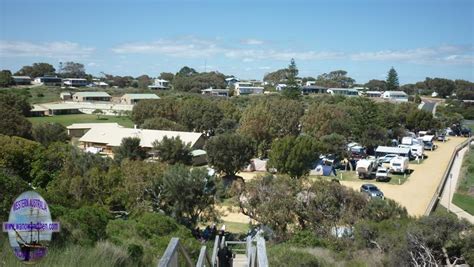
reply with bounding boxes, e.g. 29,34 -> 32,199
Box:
452,148 -> 474,215
310,170 -> 410,185
28,114 -> 134,127
453,193 -> 474,215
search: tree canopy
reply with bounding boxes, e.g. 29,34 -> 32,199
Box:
205,133 -> 255,177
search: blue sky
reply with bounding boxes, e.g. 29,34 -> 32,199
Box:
0,0 -> 473,84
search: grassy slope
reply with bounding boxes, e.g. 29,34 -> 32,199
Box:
452,146 -> 474,215
28,114 -> 134,128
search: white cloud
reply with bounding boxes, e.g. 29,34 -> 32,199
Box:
241,39 -> 264,45
350,46 -> 474,65
111,37 -> 473,66
0,41 -> 95,59
112,38 -> 225,58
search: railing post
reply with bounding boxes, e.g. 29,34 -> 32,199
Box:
256,236 -> 269,267
211,235 -> 220,267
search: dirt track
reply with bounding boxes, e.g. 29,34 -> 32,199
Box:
341,137 -> 467,217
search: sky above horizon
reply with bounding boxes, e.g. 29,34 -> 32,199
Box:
0,0 -> 473,84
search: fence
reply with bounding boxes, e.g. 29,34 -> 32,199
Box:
424,137 -> 473,216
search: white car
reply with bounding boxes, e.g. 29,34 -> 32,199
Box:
375,167 -> 389,182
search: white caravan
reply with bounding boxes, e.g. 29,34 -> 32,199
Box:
356,159 -> 376,179
389,156 -> 409,174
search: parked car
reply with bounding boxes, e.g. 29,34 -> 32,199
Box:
375,167 -> 390,182
360,184 -> 384,199
437,134 -> 447,142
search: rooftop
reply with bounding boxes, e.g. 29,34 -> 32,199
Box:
375,146 -> 410,154
79,124 -> 203,148
73,92 -> 111,97
67,123 -> 121,130
122,93 -> 160,100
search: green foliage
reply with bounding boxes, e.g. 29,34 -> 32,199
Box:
0,135 -> 40,182
268,135 -> 318,178
281,59 -> 301,99
386,67 -> 399,91
152,136 -> 192,165
0,106 -> 32,138
178,97 -> 224,134
0,92 -> 32,116
132,98 -> 181,125
59,61 -> 86,78
301,103 -> 351,138
59,205 -> 112,246
141,117 -> 187,131
0,170 -> 30,221
315,70 -> 355,88
364,79 -> 387,91
15,62 -> 55,78
32,122 -> 69,146
268,244 -> 322,267
30,142 -> 71,188
119,160 -> 165,212
238,97 -> 303,155
263,68 -> 289,85
173,67 -> 226,92
161,165 -> 217,227
92,108 -> 104,119
205,133 -> 255,176
424,77 -> 456,98
113,137 -> 147,163
0,69 -> 15,87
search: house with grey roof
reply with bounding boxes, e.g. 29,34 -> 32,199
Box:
72,91 -> 111,102
121,93 -> 160,104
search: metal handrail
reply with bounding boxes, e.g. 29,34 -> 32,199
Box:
424,137 -> 472,215
158,238 -> 194,267
196,246 -> 212,267
211,235 -> 220,267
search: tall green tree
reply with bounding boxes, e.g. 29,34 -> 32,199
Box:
161,165 -> 217,227
15,63 -> 55,78
59,62 -> 86,78
205,133 -> 255,177
114,137 -> 147,163
0,106 -> 32,138
0,70 -> 15,87
152,136 -> 192,165
268,135 -> 318,179
281,58 -> 301,99
316,70 -> 355,88
32,123 -> 69,146
386,67 -> 399,91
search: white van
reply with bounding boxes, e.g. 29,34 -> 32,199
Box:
389,156 -> 409,173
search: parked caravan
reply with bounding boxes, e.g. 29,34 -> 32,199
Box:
389,156 -> 409,173
421,135 -> 436,151
399,144 -> 424,159
356,159 -> 376,179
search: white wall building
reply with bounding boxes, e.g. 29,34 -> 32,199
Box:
149,79 -> 169,90
382,91 -> 408,102
234,82 -> 264,96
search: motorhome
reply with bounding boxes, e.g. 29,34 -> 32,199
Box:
399,144 -> 424,159
389,156 -> 409,173
356,159 -> 376,179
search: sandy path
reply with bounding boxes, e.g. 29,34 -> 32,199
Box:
341,137 -> 467,217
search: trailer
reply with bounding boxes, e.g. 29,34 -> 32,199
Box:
356,159 -> 376,179
389,156 -> 409,174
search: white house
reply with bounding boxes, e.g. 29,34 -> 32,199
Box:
276,84 -> 287,91
148,79 -> 169,90
201,88 -> 229,97
305,80 -> 316,86
365,91 -> 383,98
382,91 -> 408,102
121,94 -> 160,104
327,88 -> 359,97
234,82 -> 264,96
225,77 -> 239,86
